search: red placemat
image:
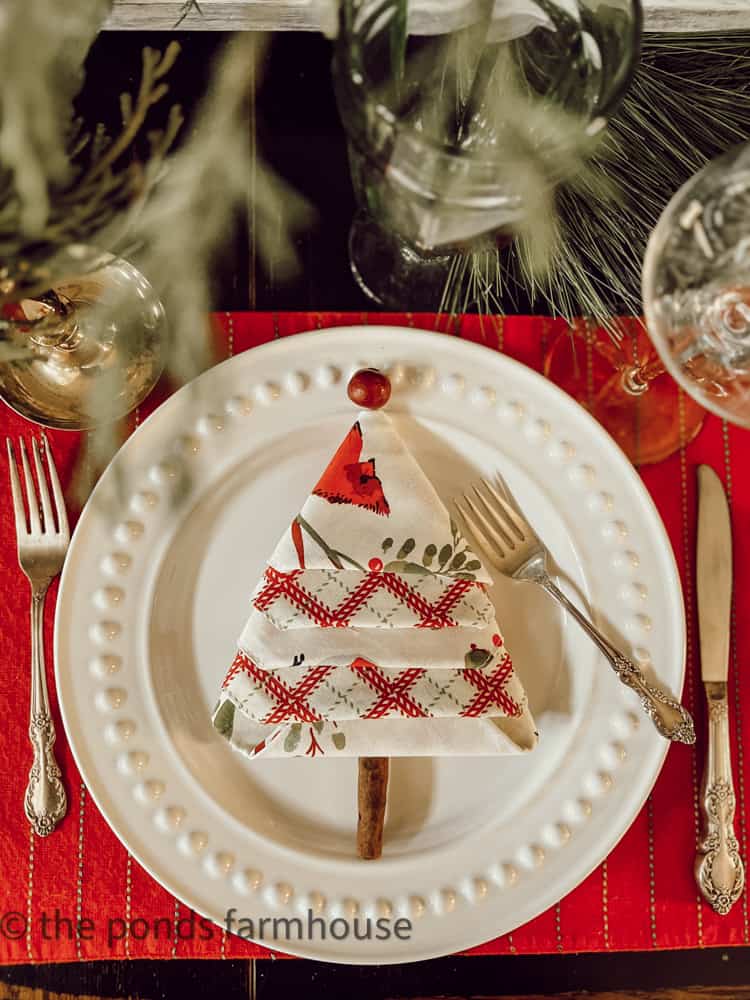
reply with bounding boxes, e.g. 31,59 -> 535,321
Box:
0,311 -> 749,964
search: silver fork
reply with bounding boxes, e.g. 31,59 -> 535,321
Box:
456,477 -> 696,745
7,436 -> 69,835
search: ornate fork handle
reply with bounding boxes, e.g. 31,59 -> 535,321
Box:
25,589 -> 67,836
539,574 -> 696,745
695,681 -> 744,914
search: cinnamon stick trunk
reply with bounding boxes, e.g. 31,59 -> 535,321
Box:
357,756 -> 389,859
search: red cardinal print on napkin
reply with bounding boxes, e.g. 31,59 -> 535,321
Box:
313,421 -> 390,516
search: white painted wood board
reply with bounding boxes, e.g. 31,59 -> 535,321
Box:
105,0 -> 750,33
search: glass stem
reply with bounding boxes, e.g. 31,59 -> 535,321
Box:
620,365 -> 650,397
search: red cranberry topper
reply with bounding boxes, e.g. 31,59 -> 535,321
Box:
347,367 -> 391,410
312,369 -> 392,516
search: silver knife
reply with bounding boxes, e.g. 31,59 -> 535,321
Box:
695,464 -> 744,914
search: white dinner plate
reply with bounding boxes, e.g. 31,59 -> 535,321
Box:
55,326 -> 685,964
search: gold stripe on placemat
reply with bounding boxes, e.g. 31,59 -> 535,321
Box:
539,316 -> 550,362
494,314 -> 504,352
647,796 -> 657,947
722,420 -> 750,942
75,440 -> 93,963
25,827 -> 34,961
583,319 -> 595,415
580,318 -> 611,944
554,901 -> 563,952
124,854 -> 132,957
631,320 -> 660,948
678,389 -> 704,946
226,311 -> 235,356
75,783 -> 86,959
629,320 -> 642,473
171,898 -> 180,958
602,858 -> 610,950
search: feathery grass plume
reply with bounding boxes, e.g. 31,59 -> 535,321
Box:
2,30 -> 314,504
0,0 -> 112,235
0,42 -> 183,302
71,33 -> 316,506
448,32 -> 750,336
125,33 -> 315,386
420,27 -> 613,317
0,34 -> 183,489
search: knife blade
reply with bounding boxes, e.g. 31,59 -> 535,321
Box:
697,464 -> 732,682
695,463 -> 743,915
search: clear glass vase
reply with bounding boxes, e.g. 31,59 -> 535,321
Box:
333,0 -> 642,309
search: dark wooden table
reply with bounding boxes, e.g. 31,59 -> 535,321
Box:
2,28 -> 750,1000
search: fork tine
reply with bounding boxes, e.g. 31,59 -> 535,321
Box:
493,472 -> 510,502
42,434 -> 68,539
482,478 -> 528,541
32,438 -> 54,533
6,439 -> 28,538
493,472 -> 518,509
471,484 -> 515,549
461,492 -> 512,556
19,439 -> 41,535
455,500 -> 493,558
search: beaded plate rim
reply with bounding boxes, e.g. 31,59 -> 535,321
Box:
54,325 -> 686,963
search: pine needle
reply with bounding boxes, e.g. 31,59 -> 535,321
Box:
447,32 -> 750,333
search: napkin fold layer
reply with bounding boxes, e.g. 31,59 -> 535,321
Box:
252,567 -> 495,630
220,642 -> 523,723
215,712 -> 538,759
214,410 -> 537,758
236,610 -> 510,670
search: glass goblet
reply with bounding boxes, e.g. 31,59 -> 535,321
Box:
0,251 -> 166,430
642,140 -> 750,428
544,318 -> 705,465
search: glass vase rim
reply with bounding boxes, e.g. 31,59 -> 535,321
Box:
334,0 -> 643,171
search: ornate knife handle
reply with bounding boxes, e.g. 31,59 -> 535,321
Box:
541,576 -> 696,744
25,590 -> 67,837
696,681 -> 744,915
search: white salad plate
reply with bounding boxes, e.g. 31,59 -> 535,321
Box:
55,326 -> 685,964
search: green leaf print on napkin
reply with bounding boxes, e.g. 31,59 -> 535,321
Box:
396,538 -> 416,559
284,723 -> 302,753
437,544 -> 453,569
380,532 -> 479,579
382,560 -> 428,574
213,699 -> 235,740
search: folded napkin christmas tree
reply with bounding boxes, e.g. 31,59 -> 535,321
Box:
213,407 -> 537,760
